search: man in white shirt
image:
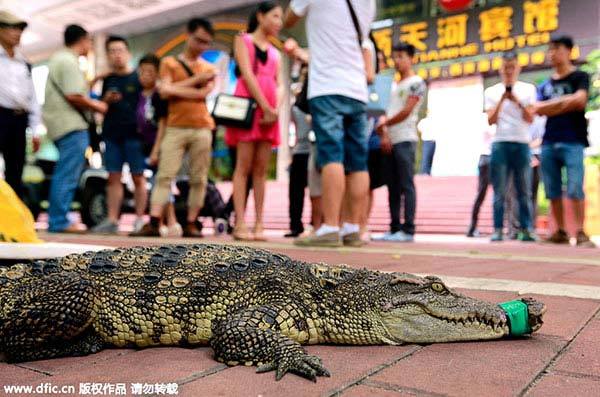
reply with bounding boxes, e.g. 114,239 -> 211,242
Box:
0,11 -> 41,200
374,43 -> 427,242
484,51 -> 536,242
285,0 -> 376,247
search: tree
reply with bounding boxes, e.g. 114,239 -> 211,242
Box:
582,49 -> 600,111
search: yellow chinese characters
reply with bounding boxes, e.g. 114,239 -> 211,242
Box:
479,6 -> 513,42
524,0 -> 560,34
400,22 -> 428,51
437,14 -> 468,49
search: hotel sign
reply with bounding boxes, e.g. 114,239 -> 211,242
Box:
372,0 -> 598,80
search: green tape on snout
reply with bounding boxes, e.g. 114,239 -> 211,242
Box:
499,300 -> 532,336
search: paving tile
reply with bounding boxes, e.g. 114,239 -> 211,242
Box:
527,373 -> 600,397
181,345 -> 416,397
17,349 -> 135,376
0,363 -> 47,384
342,383 -> 422,397
553,318 -> 600,377
527,295 -> 600,341
19,347 -> 222,389
372,336 -> 563,397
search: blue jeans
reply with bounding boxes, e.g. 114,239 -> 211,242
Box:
541,143 -> 585,200
48,130 -> 89,232
419,140 -> 436,175
490,142 -> 532,230
309,95 -> 368,173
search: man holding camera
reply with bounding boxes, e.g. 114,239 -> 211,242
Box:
485,51 -> 536,242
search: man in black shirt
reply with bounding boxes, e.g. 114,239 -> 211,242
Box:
90,36 -> 146,234
532,36 -> 594,248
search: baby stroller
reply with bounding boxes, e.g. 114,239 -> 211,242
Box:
173,178 -> 231,234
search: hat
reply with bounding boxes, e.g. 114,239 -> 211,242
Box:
0,10 -> 28,29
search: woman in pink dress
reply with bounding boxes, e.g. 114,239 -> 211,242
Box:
225,1 -> 283,241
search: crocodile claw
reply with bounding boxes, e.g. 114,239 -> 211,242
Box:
256,353 -> 331,382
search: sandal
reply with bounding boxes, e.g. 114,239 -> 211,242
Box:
233,225 -> 254,242
253,224 -> 267,242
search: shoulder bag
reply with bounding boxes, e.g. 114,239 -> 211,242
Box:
208,46 -> 259,130
48,78 -> 101,152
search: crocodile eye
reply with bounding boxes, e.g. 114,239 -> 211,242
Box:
431,282 -> 445,292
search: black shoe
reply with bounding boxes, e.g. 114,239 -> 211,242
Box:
130,222 -> 160,237
466,227 -> 480,238
284,230 -> 303,238
183,221 -> 204,238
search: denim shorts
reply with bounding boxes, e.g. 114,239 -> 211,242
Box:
309,95 -> 368,173
540,142 -> 585,200
104,138 -> 146,174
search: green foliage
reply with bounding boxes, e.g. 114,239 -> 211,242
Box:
581,49 -> 600,112
585,155 -> 600,168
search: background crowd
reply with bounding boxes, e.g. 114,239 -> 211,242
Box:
0,0 -> 596,248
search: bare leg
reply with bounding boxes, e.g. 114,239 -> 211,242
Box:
320,163 -> 345,227
550,199 -> 565,231
346,171 -> 369,225
150,203 -> 164,218
340,191 -> 352,227
233,142 -> 256,237
360,190 -> 375,237
311,196 -> 323,230
252,142 -> 272,240
132,174 -> 147,218
106,172 -> 123,223
572,199 -> 586,232
165,203 -> 178,227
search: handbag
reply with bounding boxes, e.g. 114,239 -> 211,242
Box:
48,78 -> 101,152
210,48 -> 259,130
345,0 -> 392,117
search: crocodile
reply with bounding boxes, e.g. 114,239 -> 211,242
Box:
0,244 -> 545,381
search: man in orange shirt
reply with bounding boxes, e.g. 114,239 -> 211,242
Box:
133,18 -> 216,237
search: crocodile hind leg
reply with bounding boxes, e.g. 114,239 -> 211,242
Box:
0,272 -> 100,362
210,305 -> 330,382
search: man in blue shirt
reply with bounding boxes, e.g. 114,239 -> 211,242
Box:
532,36 -> 594,248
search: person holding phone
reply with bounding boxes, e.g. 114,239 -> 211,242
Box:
485,51 -> 537,242
90,36 -> 145,235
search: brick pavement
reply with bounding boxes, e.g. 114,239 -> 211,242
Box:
1,233 -> 599,396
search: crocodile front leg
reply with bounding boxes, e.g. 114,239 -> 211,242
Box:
209,304 -> 330,381
1,272 -> 101,362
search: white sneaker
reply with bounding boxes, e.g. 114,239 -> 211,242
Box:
159,223 -> 183,238
371,231 -> 394,241
374,231 -> 414,242
159,225 -> 169,237
168,223 -> 183,237
133,217 -> 146,233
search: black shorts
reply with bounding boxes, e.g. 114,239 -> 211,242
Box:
368,149 -> 387,190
